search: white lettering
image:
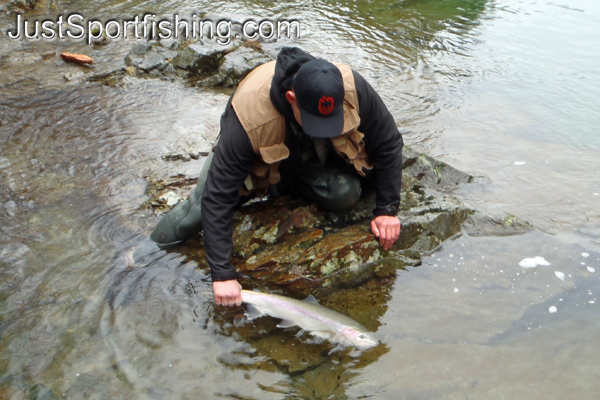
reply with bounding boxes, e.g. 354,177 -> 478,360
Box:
8,14 -> 21,39
243,20 -> 258,39
105,20 -> 121,39
41,20 -> 56,39
67,14 -> 85,40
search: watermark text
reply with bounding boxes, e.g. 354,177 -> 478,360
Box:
7,14 -> 301,45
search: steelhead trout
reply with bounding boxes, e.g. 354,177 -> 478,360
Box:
241,290 -> 379,349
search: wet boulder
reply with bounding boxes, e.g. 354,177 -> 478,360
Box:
171,38 -> 232,74
122,38 -> 274,86
199,46 -> 272,87
124,42 -> 178,73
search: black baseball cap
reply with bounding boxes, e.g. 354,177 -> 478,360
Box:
292,59 -> 345,138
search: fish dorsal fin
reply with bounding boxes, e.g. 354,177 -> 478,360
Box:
277,319 -> 297,329
302,294 -> 319,304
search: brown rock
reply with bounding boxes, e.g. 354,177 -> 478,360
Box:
60,53 -> 94,65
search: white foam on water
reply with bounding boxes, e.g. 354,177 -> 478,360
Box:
555,271 -> 565,281
514,161 -> 526,165
535,256 -> 551,266
519,258 -> 538,268
519,256 -> 551,268
587,266 -> 596,273
582,252 -> 590,258
454,288 -> 459,293
549,306 -> 557,313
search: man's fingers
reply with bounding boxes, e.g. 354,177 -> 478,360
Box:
383,227 -> 393,250
379,226 -> 388,250
372,216 -> 401,250
213,279 -> 242,307
380,222 -> 399,250
371,220 -> 380,237
215,295 -> 242,307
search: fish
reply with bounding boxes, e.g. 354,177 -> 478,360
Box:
240,289 -> 379,349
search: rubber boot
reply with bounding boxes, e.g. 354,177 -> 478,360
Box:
296,168 -> 362,211
150,151 -> 214,245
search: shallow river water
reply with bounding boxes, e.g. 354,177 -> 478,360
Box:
1,0 -> 599,399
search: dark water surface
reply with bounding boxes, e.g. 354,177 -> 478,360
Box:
1,0 -> 599,398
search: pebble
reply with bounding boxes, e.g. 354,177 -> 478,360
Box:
159,191 -> 181,207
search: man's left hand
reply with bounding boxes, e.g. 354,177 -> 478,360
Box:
371,215 -> 401,250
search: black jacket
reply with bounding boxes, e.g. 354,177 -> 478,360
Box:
202,47 -> 403,282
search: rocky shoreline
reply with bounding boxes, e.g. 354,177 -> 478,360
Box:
86,32 -> 276,88
121,38 -> 272,87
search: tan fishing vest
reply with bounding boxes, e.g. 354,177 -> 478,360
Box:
231,60 -> 373,195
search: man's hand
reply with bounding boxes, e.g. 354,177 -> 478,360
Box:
213,280 -> 242,307
371,215 -> 401,251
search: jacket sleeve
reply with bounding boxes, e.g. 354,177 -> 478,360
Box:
201,101 -> 255,281
353,70 -> 404,217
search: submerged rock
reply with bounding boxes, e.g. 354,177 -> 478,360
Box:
28,383 -> 58,400
142,174 -> 198,213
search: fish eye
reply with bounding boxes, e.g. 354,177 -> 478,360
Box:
358,334 -> 367,339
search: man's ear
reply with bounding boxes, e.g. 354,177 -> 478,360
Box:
286,90 -> 296,105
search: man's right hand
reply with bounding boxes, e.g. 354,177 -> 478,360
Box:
213,280 -> 242,306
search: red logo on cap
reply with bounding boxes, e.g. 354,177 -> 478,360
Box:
318,96 -> 334,115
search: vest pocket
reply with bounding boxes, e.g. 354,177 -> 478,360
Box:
258,142 -> 290,163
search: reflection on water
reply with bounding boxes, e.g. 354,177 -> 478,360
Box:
1,0 -> 600,398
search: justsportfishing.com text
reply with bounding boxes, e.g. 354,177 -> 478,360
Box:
7,14 -> 301,45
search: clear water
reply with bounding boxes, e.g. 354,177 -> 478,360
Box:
1,0 -> 599,398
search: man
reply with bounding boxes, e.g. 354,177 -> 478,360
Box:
148,47 -> 403,307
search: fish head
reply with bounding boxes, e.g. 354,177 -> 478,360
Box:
341,328 -> 378,349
